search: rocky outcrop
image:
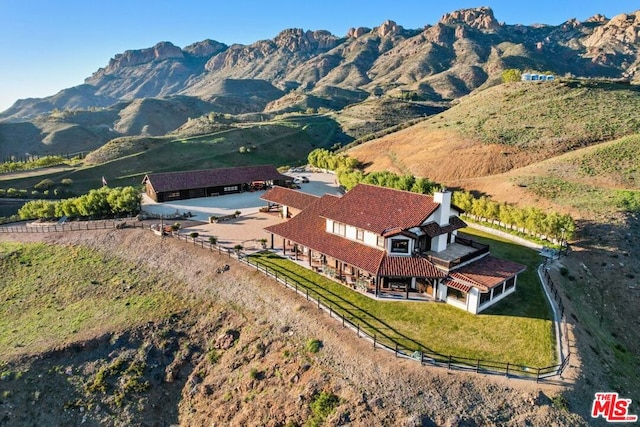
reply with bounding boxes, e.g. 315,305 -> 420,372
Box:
273,28 -> 338,51
583,11 -> 640,47
347,27 -> 371,39
98,42 -> 184,75
377,20 -> 403,37
183,39 -> 228,58
440,7 -> 502,32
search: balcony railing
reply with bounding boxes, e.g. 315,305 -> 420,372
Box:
425,237 -> 489,270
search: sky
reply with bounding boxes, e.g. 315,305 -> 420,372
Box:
1,0 -> 638,112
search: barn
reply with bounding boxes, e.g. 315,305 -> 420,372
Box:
142,165 -> 291,202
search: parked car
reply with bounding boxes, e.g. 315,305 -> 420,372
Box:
300,176 -> 309,183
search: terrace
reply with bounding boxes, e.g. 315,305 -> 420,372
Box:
424,235 -> 489,270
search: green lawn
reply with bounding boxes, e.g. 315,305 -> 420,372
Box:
249,227 -> 555,369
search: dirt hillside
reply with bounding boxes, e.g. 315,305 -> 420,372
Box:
0,228 -> 589,426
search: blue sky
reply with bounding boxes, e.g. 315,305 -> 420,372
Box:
1,0 -> 638,112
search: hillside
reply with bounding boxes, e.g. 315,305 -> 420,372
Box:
0,228 -> 588,426
347,79 -> 640,183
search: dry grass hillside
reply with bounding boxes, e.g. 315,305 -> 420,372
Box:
349,79 -> 640,183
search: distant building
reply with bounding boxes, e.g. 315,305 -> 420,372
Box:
522,73 -> 555,82
142,165 -> 291,202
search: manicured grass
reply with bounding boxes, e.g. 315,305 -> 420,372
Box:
0,242 -> 199,360
249,228 -> 555,368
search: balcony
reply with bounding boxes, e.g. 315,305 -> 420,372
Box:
424,236 -> 489,270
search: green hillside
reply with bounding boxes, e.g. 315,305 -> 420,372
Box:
0,116 -> 342,195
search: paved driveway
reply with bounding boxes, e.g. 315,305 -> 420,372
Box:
140,171 -> 341,222
140,171 -> 341,251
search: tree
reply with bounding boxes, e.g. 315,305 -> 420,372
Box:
189,232 -> 199,240
208,236 -> 218,245
502,69 -> 522,83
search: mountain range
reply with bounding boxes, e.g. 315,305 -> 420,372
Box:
1,7 -> 639,155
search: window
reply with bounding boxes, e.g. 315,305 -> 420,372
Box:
356,229 -> 364,241
493,283 -> 504,297
479,291 -> 491,306
166,191 -> 181,200
332,222 -> 346,236
390,239 -> 409,253
505,277 -> 516,291
447,287 -> 467,302
376,235 -> 385,248
224,186 -> 238,192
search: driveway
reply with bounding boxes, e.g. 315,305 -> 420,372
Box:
140,171 -> 342,252
140,171 -> 341,222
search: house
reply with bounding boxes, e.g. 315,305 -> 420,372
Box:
262,184 -> 525,314
142,165 -> 292,202
261,186 -> 319,218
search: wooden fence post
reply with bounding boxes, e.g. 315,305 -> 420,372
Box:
373,334 -> 376,349
505,363 -> 510,377
357,324 -> 360,338
395,343 -> 398,357
447,355 -> 452,370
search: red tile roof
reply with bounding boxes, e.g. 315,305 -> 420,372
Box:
143,165 -> 290,193
320,184 -> 439,234
449,256 -> 526,292
443,278 -> 472,293
261,186 -> 319,211
379,255 -> 446,278
265,195 -> 386,274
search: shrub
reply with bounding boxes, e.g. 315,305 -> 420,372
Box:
208,236 -> 218,245
189,232 -> 199,239
207,349 -> 220,364
308,391 -> 340,427
60,178 -> 73,186
34,178 -> 55,190
248,368 -> 261,380
306,339 -> 323,353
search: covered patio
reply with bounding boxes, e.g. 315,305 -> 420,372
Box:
277,238 -> 442,301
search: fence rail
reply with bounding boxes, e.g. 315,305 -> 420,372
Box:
0,219 -> 570,381
240,255 -> 570,382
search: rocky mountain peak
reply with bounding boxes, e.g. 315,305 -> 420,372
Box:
92,41 -> 184,78
377,20 -> 403,37
586,14 -> 609,23
583,10 -> 640,49
273,28 -> 338,51
440,6 -> 501,31
183,39 -> 228,58
347,27 -> 371,39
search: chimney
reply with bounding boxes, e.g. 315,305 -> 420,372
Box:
433,188 -> 451,226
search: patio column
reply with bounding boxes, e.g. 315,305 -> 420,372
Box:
282,238 -> 286,255
270,233 -> 274,249
406,281 -> 409,299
